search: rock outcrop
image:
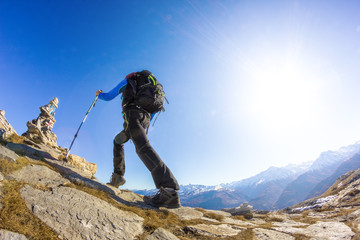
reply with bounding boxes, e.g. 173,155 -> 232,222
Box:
145,228 -> 179,240
7,164 -> 71,188
222,202 -> 254,216
1,140 -> 360,239
289,167 -> 360,213
0,110 -> 17,140
0,229 -> 28,240
21,185 -> 144,240
1,103 -> 97,178
0,107 -> 359,239
0,144 -> 19,162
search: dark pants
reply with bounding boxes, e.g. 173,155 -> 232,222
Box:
113,109 -> 179,190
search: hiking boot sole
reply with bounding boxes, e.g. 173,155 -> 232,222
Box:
146,201 -> 181,209
106,179 -> 126,188
144,197 -> 181,209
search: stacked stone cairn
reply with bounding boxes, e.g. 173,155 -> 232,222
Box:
22,97 -> 59,147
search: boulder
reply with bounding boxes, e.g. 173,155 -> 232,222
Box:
272,219 -> 308,227
146,228 -> 180,240
253,228 -> 295,240
66,154 -> 97,176
222,217 -> 255,226
274,221 -> 355,240
0,229 -> 28,240
185,223 -> 244,238
222,202 -> 254,215
0,145 -> 19,162
305,221 -> 355,240
7,164 -> 70,188
6,142 -> 54,160
21,185 -> 144,240
204,209 -> 231,217
28,142 -> 64,159
5,142 -> 97,177
43,157 -> 95,179
166,207 -> 204,220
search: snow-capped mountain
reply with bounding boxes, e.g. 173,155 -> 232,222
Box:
134,141 -> 360,211
275,141 -> 360,209
310,141 -> 360,171
179,184 -> 222,197
223,161 -> 313,191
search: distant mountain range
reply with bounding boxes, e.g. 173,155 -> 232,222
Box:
133,141 -> 360,210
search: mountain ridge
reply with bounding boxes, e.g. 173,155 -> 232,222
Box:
134,141 -> 360,211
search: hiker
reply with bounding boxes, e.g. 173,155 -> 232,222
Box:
96,70 -> 181,208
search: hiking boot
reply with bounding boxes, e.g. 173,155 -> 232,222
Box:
144,187 -> 181,209
107,173 -> 126,188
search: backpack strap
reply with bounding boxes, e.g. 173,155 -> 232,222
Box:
126,78 -> 137,95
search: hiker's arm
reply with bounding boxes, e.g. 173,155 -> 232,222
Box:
96,79 -> 127,101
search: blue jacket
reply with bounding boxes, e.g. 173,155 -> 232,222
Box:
98,78 -> 128,101
98,78 -> 155,120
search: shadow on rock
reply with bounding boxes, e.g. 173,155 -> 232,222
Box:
42,158 -> 156,210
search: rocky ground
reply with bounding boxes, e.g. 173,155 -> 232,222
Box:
1,136 -> 359,240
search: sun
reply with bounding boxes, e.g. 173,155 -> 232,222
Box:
245,56 -> 321,132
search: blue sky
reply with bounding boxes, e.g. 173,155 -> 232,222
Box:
1,0 -> 360,190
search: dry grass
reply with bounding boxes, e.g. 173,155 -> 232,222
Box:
322,169 -> 360,197
195,208 -> 225,222
0,157 -> 29,175
7,133 -> 26,144
232,215 -> 248,221
57,154 -> 67,162
239,212 -> 254,220
352,233 -> 360,240
181,227 -> 254,240
0,181 -> 60,239
293,233 -> 311,240
185,228 -> 254,240
314,205 -> 336,212
321,208 -> 353,218
255,222 -> 275,229
0,156 -> 58,176
0,138 -> 7,146
265,216 -> 284,222
234,228 -> 254,240
290,215 -> 318,225
0,158 -> 62,238
344,219 -> 360,238
204,212 -> 224,222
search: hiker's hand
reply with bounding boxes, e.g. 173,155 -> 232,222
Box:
96,90 -> 103,96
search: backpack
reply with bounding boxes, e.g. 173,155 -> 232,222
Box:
122,70 -> 166,114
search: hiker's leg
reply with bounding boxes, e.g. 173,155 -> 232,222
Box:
113,130 -> 130,176
125,110 -> 180,190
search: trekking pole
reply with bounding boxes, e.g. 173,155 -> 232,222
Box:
66,95 -> 98,159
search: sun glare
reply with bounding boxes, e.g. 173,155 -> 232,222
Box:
245,58 -> 321,132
